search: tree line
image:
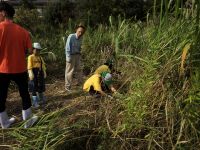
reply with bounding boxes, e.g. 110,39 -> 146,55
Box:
18,0 -> 193,27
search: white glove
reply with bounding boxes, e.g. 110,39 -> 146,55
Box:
107,95 -> 113,99
28,69 -> 34,80
43,70 -> 47,79
113,92 -> 123,97
66,57 -> 71,63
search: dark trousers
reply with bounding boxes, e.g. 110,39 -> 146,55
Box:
32,68 -> 45,96
89,84 -> 111,97
89,86 -> 101,96
0,72 -> 32,112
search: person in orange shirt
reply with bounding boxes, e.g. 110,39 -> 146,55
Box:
0,2 -> 38,129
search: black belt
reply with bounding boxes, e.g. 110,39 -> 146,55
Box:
71,53 -> 80,55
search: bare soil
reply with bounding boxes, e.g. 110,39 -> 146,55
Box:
6,63 -> 86,125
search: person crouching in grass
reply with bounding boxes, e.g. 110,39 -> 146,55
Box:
83,71 -> 117,98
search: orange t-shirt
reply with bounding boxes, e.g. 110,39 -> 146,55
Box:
0,20 -> 32,73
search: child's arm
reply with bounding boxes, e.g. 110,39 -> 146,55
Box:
28,69 -> 34,80
110,84 -> 117,93
43,70 -> 47,79
27,56 -> 34,80
41,57 -> 47,79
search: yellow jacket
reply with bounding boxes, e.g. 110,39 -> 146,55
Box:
94,65 -> 111,74
27,54 -> 46,71
83,74 -> 102,92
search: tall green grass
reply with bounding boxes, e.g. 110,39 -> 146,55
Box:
1,0 -> 200,149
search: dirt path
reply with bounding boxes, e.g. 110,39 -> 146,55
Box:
6,78 -> 85,125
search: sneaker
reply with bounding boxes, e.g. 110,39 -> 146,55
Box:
94,94 -> 101,99
24,115 -> 38,128
65,87 -> 71,92
33,103 -> 40,108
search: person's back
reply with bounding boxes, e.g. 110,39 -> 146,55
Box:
0,1 -> 37,129
0,20 -> 31,73
94,64 -> 111,74
83,74 -> 101,92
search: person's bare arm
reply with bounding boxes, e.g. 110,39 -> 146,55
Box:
99,90 -> 107,96
110,85 -> 117,93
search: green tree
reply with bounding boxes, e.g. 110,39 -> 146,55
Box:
75,0 -> 150,25
19,0 -> 35,9
44,0 -> 152,26
75,0 -> 113,26
43,0 -> 75,26
14,7 -> 41,33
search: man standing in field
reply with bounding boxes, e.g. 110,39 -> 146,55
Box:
0,2 -> 38,128
65,24 -> 86,92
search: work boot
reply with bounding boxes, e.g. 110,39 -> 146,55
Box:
32,96 -> 40,108
22,107 -> 38,128
0,111 -> 15,129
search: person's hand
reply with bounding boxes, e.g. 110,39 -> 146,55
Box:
113,92 -> 123,97
43,70 -> 47,79
66,57 -> 71,63
110,86 -> 117,93
28,69 -> 34,80
107,94 -> 113,99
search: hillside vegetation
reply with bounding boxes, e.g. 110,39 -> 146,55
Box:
1,0 -> 200,149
